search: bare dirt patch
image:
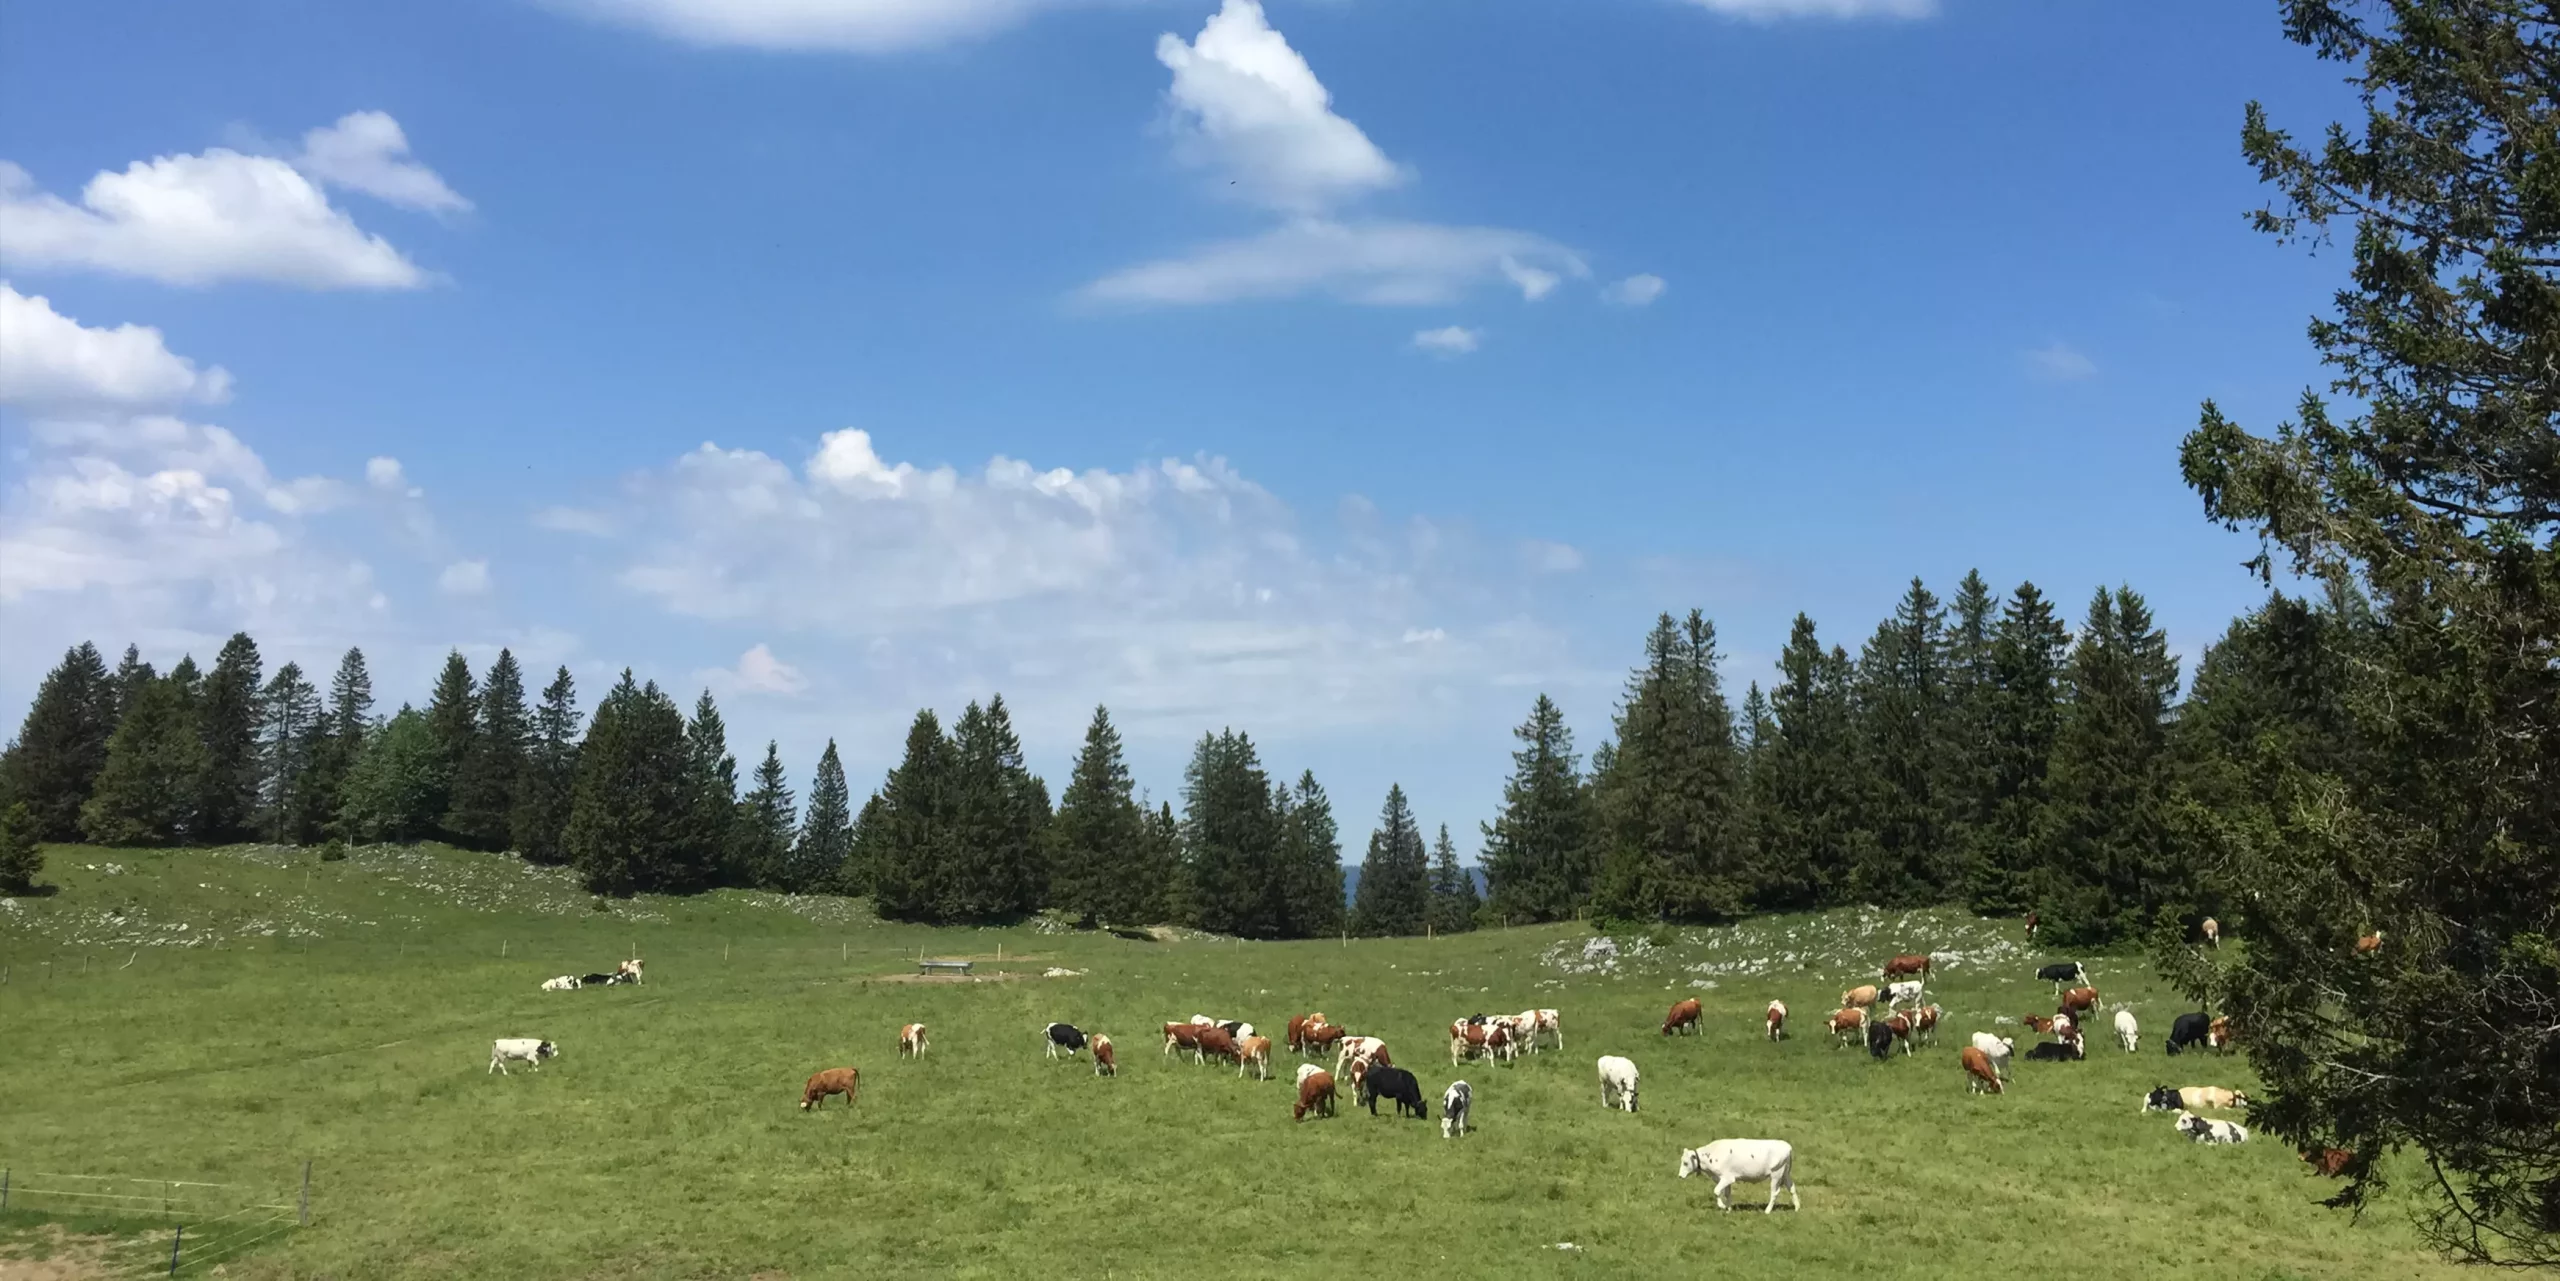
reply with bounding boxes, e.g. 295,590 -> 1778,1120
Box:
0,1226 -> 121,1281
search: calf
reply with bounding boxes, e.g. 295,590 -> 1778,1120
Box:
1678,1139 -> 1801,1213
1765,1000 -> 1787,1042
1885,979 -> 1926,1008
1236,1035 -> 1272,1080
1092,1034 -> 1117,1077
540,975 -> 579,992
1045,1022 -> 1087,1060
1441,1081 -> 1472,1138
2023,1038 -> 2084,1062
1969,1033 -> 2014,1079
1195,1026 -> 1239,1066
1866,1019 -> 1898,1060
2174,1111 -> 2249,1144
1882,953 -> 1931,981
1663,998 -> 1704,1036
2023,1014 -> 2057,1035
2036,961 -> 2085,989
799,1066 -> 859,1109
1163,1022 -> 1204,1056
488,1038 -> 557,1074
2303,1147 -> 2354,1177
1294,1069 -> 1337,1121
1828,1007 -> 1867,1048
1840,984 -> 1881,1010
2113,1009 -> 2139,1054
1361,1064 -> 1428,1119
1960,1045 -> 2003,1094
2166,1012 -> 2212,1056
899,1022 -> 928,1058
1597,1055 -> 1640,1112
1909,1004 -> 1940,1048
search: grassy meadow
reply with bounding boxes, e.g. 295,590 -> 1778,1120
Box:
0,843 -> 2470,1279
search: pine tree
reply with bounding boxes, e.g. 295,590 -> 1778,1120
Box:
194,632 -> 264,844
871,710 -> 955,920
563,672 -> 695,895
448,650 -> 529,851
1179,730 -> 1283,937
0,801 -> 43,893
289,648 -> 375,844
0,642 -> 118,840
1349,783 -> 1430,936
420,651 -> 478,844
510,666 -> 581,865
1480,693 -> 1592,923
1940,569 -> 2000,871
256,662 -> 320,843
936,696 -> 1047,921
1758,616 -> 1869,909
1275,770 -> 1343,938
1590,611 -> 1749,923
111,645 -> 152,723
1051,705 -> 1150,928
2035,587 -> 2181,944
1852,578 -> 1951,904
338,707 -> 443,843
736,741 -> 797,890
842,792 -> 886,896
1145,800 -> 1186,926
1965,583 -> 2068,916
80,671 -> 207,846
680,690 -> 741,890
790,740 -> 852,892
1426,822 -> 1480,934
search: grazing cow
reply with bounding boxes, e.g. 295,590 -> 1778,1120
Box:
1190,1015 -> 1218,1027
540,975 -> 579,991
1092,1034 -> 1117,1077
579,973 -> 620,987
1766,1000 -> 1787,1042
1302,1023 -> 1347,1060
2303,1148 -> 2354,1177
1663,998 -> 1704,1036
2207,1016 -> 2235,1052
1294,1069 -> 1337,1121
2166,1012 -> 2213,1056
2200,917 -> 2220,949
1045,1022 -> 1088,1060
1828,1007 -> 1867,1048
1195,1026 -> 1239,1066
2113,1009 -> 2139,1054
1362,1065 -> 1428,1119
1486,1023 -> 1518,1064
1882,953 -> 1932,981
1961,1045 -> 2003,1094
1910,1004 -> 1941,1048
489,1038 -> 557,1074
2174,1111 -> 2250,1145
1678,1140 -> 1801,1213
1969,1033 -> 2014,1079
1236,1035 -> 1272,1080
1597,1055 -> 1640,1112
2023,1014 -> 2057,1035
1866,1019 -> 1898,1060
899,1023 -> 928,1058
1534,1009 -> 1563,1051
1841,984 -> 1882,1010
1163,1022 -> 1205,1057
1337,1036 -> 1388,1077
615,958 -> 645,985
1287,1014 -> 1323,1054
2355,930 -> 2383,955
799,1066 -> 859,1110
1885,979 -> 1926,1008
1442,1081 -> 1472,1138
1296,1063 -> 1326,1087
2023,1038 -> 2083,1062
2036,962 -> 2085,989
2059,986 -> 2100,1018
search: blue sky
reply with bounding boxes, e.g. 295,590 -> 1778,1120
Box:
0,0 -> 2356,854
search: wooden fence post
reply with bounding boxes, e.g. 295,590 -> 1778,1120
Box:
300,1159 -> 312,1226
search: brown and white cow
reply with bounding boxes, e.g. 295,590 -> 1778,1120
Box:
2059,986 -> 2101,1018
1960,1046 -> 2002,1095
1450,1023 -> 1490,1066
1881,1012 -> 1915,1055
1302,1024 -> 1346,1056
1092,1034 -> 1117,1077
615,958 -> 646,985
1336,1036 -> 1388,1077
1828,1007 -> 1867,1048
2302,1147 -> 2354,1178
1882,953 -> 1931,981
1909,1004 -> 1940,1048
2200,917 -> 2220,949
1663,998 -> 1704,1036
1528,1008 -> 1562,1052
898,1022 -> 928,1058
1294,1069 -> 1337,1121
2208,1016 -> 2236,1052
800,1067 -> 859,1110
1163,1022 -> 1205,1057
1287,1013 -> 1329,1054
1195,1026 -> 1239,1066
1841,984 -> 1881,1010
1487,1023 -> 1517,1063
2023,1013 -> 2057,1035
1765,1000 -> 1787,1041
1237,1035 -> 1272,1080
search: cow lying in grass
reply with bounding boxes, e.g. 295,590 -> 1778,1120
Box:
2174,1111 -> 2248,1144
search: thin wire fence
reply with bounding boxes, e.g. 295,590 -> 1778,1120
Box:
0,1164 -> 307,1276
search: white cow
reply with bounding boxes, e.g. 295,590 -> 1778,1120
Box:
1597,1055 -> 1640,1112
1677,1140 -> 1802,1213
1442,1080 -> 1472,1139
2114,1009 -> 2140,1054
1970,1032 -> 2016,1080
2174,1111 -> 2249,1144
489,1038 -> 557,1074
1884,979 -> 1926,1008
539,975 -> 579,992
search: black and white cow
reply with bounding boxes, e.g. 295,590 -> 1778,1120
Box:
2023,1039 -> 2085,1062
1045,1022 -> 1088,1060
1441,1081 -> 1471,1138
1361,1064 -> 1428,1119
2142,1086 -> 2184,1113
2036,962 -> 2086,988
2166,1012 -> 2213,1056
579,972 -> 621,987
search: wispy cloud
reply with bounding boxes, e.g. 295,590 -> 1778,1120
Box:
2028,339 -> 2097,381
1602,273 -> 1667,307
1084,219 -> 1586,308
1412,325 -> 1481,355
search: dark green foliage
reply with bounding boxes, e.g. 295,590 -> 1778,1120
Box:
736,741 -> 797,890
80,670 -> 206,846
447,651 -> 529,851
1480,694 -> 1592,924
791,741 -> 851,894
1589,611 -> 1749,922
682,691 -> 741,889
419,651 -> 477,845
284,649 -> 372,846
1050,706 -> 1154,928
1965,584 -> 2069,916
110,644 -> 152,723
1275,771 -> 1343,938
1145,801 -> 1186,924
870,710 -> 956,920
257,662 -> 321,843
0,801 -> 44,893
924,696 -> 1049,921
1851,579 -> 1951,904
562,672 -> 696,896
843,792 -> 884,897
1178,730 -> 1285,937
510,667 -> 580,866
1940,570 -> 2000,874
1348,783 -> 1429,936
0,642 -> 117,840
195,632 -> 264,844
338,707 -> 443,843
1426,823 -> 1479,934
2034,588 -> 2180,946
1755,616 -> 1870,910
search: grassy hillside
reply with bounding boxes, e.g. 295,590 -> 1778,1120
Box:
0,843 -> 2465,1279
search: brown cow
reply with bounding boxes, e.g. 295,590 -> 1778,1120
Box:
1882,1013 -> 1914,1055
1960,1046 -> 2002,1095
2024,911 -> 2038,940
1765,1000 -> 1787,1041
1294,1069 -> 1337,1121
1828,1007 -> 1867,1048
2303,1147 -> 2354,1178
1663,998 -> 1704,1036
2023,1014 -> 2057,1034
2059,986 -> 2100,1018
1882,953 -> 1932,981
1196,1026 -> 1239,1066
1237,1035 -> 1273,1080
1288,1013 -> 1330,1054
1841,984 -> 1881,1009
801,1067 -> 860,1110
1909,1004 -> 1940,1048
1092,1034 -> 1117,1076
1164,1022 -> 1205,1057
2208,1016 -> 2236,1052
1303,1024 -> 1346,1055
898,1023 -> 928,1058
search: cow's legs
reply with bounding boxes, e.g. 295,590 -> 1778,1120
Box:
1715,1177 -> 1734,1211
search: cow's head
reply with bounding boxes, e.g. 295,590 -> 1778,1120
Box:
539,1041 -> 558,1058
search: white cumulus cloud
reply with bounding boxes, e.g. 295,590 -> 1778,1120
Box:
1084,218 -> 1587,308
1156,0 -> 1402,214
1412,325 -> 1480,355
437,559 -> 492,596
0,284 -> 234,409
700,642 -> 811,696
1603,273 -> 1667,307
293,112 -> 471,214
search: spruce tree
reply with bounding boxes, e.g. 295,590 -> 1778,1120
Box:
194,632 -> 264,844
420,651 -> 478,845
841,791 -> 886,896
1940,569 -> 2001,873
680,690 -> 741,890
0,642 -> 117,840
1051,705 -> 1149,928
1852,578 -> 1951,904
1146,800 -> 1188,926
338,707 -> 442,843
0,801 -> 42,893
1480,693 -> 1592,923
111,645 -> 152,723
1275,770 -> 1343,938
1965,583 -> 2068,916
1179,730 -> 1282,937
509,666 -> 581,865
937,696 -> 1047,921
1426,822 -> 1480,934
448,650 -> 529,851
871,710 -> 955,920
736,741 -> 797,890
80,672 -> 207,846
256,662 -> 320,843
1590,611 -> 1748,923
2035,587 -> 2180,944
563,673 -> 694,895
791,740 -> 853,893
1349,783 -> 1430,936
1758,616 -> 1869,909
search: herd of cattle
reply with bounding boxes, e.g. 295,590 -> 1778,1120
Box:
483,936 -> 2351,1205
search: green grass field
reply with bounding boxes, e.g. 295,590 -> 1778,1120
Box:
0,843 -> 2471,1279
